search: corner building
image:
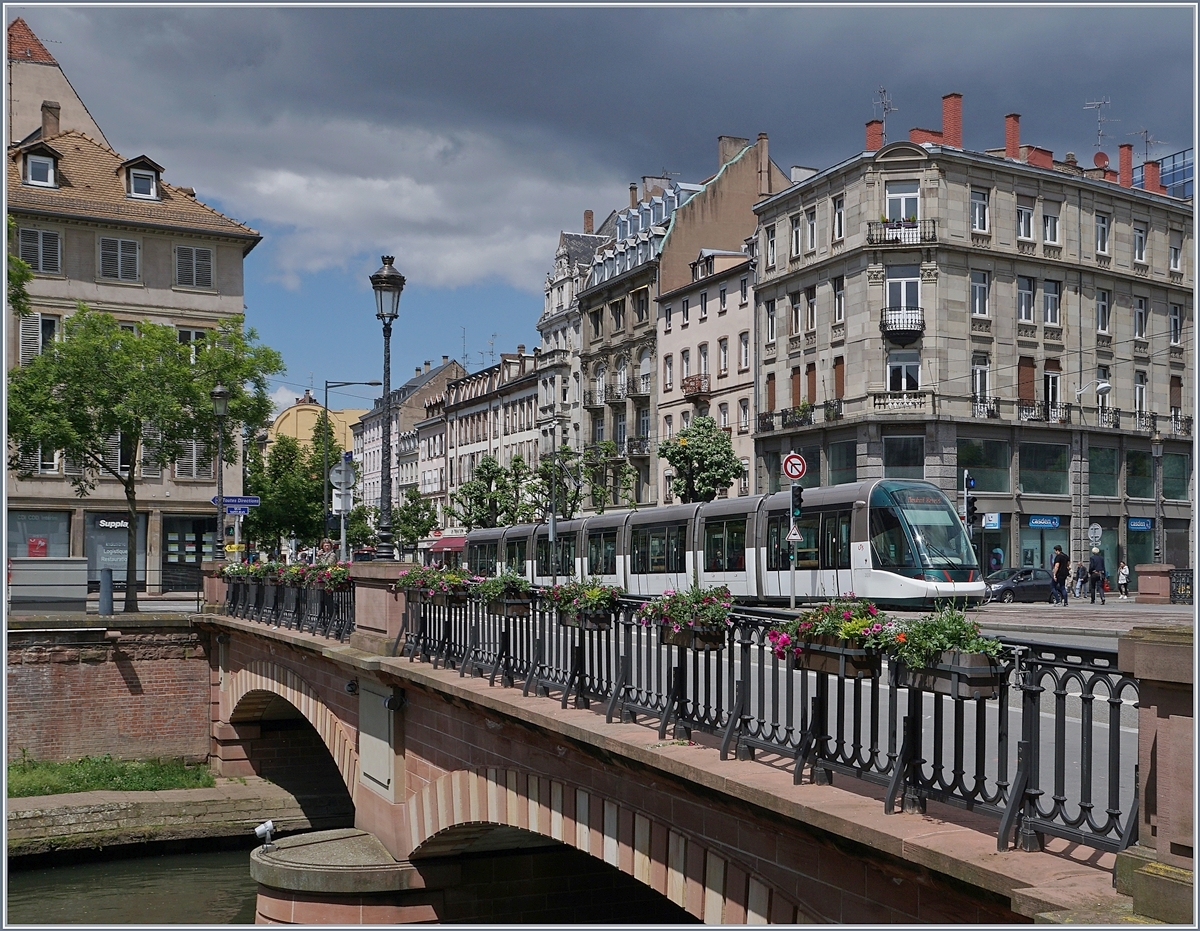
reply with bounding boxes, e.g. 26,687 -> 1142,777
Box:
752,94 -> 1193,588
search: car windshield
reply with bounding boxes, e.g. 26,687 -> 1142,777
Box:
987,568 -> 1022,583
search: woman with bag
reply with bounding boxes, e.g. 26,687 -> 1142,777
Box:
1117,561 -> 1130,599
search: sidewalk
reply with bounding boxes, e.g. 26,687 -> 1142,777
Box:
975,600 -> 1193,638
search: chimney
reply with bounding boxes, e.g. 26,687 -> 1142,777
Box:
442,354 -> 449,365
40,100 -> 60,138
909,127 -> 942,145
424,360 -> 431,373
1005,114 -> 1020,159
865,120 -> 883,152
629,183 -> 638,209
517,344 -> 526,355
941,93 -> 962,148
757,132 -> 770,196
1143,159 -> 1164,194
583,209 -> 594,234
1119,144 -> 1133,188
718,135 -> 750,168
415,366 -> 422,377
1065,152 -> 1077,167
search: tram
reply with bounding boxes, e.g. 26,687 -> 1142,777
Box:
462,479 -> 985,608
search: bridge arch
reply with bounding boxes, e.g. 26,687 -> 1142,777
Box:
406,768 -> 812,924
226,659 -> 359,799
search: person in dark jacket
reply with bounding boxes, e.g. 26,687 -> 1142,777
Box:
1051,545 -> 1070,607
1073,562 -> 1088,599
1088,547 -> 1107,605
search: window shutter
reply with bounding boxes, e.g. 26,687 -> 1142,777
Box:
120,240 -> 138,280
175,440 -> 195,479
1018,357 -> 1036,402
100,238 -> 120,278
17,444 -> 39,472
176,246 -> 194,287
63,454 -> 84,476
19,314 -> 41,365
19,228 -> 40,267
195,248 -> 213,289
1171,376 -> 1183,409
195,442 -> 214,480
40,231 -> 60,273
103,433 -> 122,472
141,427 -> 162,478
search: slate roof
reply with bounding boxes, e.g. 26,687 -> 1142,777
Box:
7,18 -> 55,64
559,231 -> 607,267
8,130 -> 260,248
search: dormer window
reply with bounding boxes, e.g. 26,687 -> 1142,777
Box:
129,169 -> 157,198
27,154 -> 55,186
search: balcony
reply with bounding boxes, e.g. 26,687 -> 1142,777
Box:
1098,407 -> 1122,430
879,306 -> 925,346
681,373 -> 712,399
605,382 -> 628,405
1169,410 -> 1193,437
1017,400 -> 1073,424
1133,410 -> 1157,432
757,411 -> 776,433
623,434 -> 655,457
823,398 -> 844,421
872,391 -> 928,412
583,390 -> 606,408
780,405 -> 814,429
628,373 -> 652,398
971,395 -> 1001,420
866,218 -> 937,246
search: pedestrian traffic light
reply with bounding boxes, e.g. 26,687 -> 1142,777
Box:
965,472 -> 976,490
225,525 -> 235,537
965,495 -> 979,525
791,483 -> 804,520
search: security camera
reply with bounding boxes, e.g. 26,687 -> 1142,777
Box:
255,819 -> 274,848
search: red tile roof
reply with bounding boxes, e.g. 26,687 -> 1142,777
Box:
8,18 -> 56,64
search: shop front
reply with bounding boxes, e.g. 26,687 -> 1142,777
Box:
976,511 -> 1009,576
84,512 -> 147,592
161,515 -> 218,593
1126,516 -> 1155,591
1019,514 -> 1070,571
7,511 -> 71,558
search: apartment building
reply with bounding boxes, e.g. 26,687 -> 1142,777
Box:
6,21 -> 261,594
579,135 -> 789,509
414,393 -> 454,563
752,93 -> 1193,587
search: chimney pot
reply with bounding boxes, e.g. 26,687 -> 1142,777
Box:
629,183 -> 638,209
1005,113 -> 1020,160
424,360 -> 431,373
517,344 -> 526,355
442,354 -> 449,365
1143,159 -> 1164,194
1119,144 -> 1133,188
40,100 -> 60,138
865,120 -> 883,152
583,209 -> 594,235
1065,152 -> 1077,166
415,367 -> 422,376
941,93 -> 963,148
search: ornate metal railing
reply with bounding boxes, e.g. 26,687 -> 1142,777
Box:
1018,400 -> 1073,424
1170,569 -> 1193,605
823,398 -> 844,421
224,578 -> 355,641
1098,406 -> 1122,429
971,395 -> 1001,419
867,219 -> 938,245
1168,411 -> 1193,437
757,411 -> 776,432
389,595 -> 1139,860
879,306 -> 925,344
681,374 -> 711,398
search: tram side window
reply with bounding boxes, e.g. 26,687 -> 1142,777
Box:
504,540 -> 526,575
766,513 -> 819,570
468,543 -> 498,576
821,511 -> 851,569
703,519 -> 747,572
535,536 -> 577,575
631,524 -> 687,573
869,506 -> 914,568
587,531 -> 617,575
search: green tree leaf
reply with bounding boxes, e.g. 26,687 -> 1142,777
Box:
656,415 -> 743,503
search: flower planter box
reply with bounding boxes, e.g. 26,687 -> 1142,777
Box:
660,625 -> 726,651
895,651 -> 1005,700
796,634 -> 881,678
431,589 -> 468,607
560,610 -> 612,630
487,596 -> 532,618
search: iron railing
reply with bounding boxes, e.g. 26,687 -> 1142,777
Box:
681,374 -> 711,398
971,395 -> 1001,419
867,219 -> 938,245
1168,411 -> 1193,437
223,578 -> 354,641
823,398 -> 844,421
1018,400 -> 1073,424
391,595 -> 1139,859
879,306 -> 925,344
1098,407 -> 1122,429
1170,569 -> 1193,605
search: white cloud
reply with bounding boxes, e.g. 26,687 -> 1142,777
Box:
269,384 -> 299,416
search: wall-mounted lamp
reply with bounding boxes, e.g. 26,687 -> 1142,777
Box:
345,680 -> 359,695
383,691 -> 406,711
216,633 -> 231,645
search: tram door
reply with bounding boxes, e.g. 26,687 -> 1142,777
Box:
820,510 -> 852,596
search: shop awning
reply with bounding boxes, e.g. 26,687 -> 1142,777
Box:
429,536 -> 466,553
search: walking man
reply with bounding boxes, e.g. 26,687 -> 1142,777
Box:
1088,546 -> 1107,605
1051,545 -> 1070,607
1073,562 -> 1087,599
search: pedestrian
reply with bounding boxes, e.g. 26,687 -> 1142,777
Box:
316,538 -> 338,566
1088,546 -> 1107,605
1051,545 -> 1070,607
1117,561 -> 1130,599
1073,562 -> 1087,599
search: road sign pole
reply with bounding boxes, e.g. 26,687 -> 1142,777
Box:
234,514 -> 242,563
340,511 -> 348,563
790,480 -> 797,610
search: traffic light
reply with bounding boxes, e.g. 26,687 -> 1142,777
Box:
965,495 -> 979,525
225,525 -> 235,537
965,472 -> 976,490
791,483 -> 804,520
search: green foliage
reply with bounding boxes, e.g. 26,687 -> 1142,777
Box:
8,754 -> 215,798
546,580 -> 625,617
767,597 -> 896,659
472,571 -> 532,603
393,565 -> 467,594
535,446 -> 584,520
449,455 -> 540,529
580,441 -> 637,514
7,307 -> 283,611
310,562 -> 352,591
7,215 -> 32,317
634,585 -> 733,633
346,504 -> 379,550
393,487 -> 438,548
657,416 -> 743,504
244,434 -> 323,547
889,603 -> 1003,670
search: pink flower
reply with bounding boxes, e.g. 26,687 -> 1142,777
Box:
867,605 -> 878,616
843,610 -> 852,620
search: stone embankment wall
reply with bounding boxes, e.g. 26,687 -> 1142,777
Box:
6,618 -> 212,763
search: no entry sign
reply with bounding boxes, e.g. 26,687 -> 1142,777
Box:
782,452 -> 807,481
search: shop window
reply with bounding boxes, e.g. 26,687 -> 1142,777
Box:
883,436 -> 924,479
7,511 -> 71,558
1126,450 -> 1152,498
1018,442 -> 1068,495
828,440 -> 857,486
957,438 -> 1010,493
1089,446 -> 1118,497
794,444 -> 821,490
1162,453 -> 1190,501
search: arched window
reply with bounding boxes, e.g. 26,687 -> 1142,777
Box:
594,365 -> 606,403
638,349 -> 652,393
616,358 -> 628,391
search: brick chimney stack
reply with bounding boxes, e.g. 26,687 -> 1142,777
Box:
1005,114 -> 1020,159
583,210 -> 594,234
1143,160 -> 1164,194
40,100 -> 60,137
941,93 -> 963,148
1119,144 -> 1134,188
865,120 -> 883,151
629,183 -> 638,210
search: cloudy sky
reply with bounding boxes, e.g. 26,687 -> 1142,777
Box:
12,4 -> 1195,414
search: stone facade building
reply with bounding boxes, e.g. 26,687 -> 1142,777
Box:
751,93 -> 1193,585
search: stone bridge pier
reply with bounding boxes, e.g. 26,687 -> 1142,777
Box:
201,606 -> 1158,925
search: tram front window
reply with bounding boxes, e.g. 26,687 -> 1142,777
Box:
871,483 -> 978,571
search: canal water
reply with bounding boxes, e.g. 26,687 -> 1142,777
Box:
7,848 -> 258,924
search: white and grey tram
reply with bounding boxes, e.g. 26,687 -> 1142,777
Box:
463,479 -> 985,608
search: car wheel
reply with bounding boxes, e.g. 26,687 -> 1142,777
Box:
1000,590 -> 1015,603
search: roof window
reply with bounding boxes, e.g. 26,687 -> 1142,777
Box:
27,154 -> 55,186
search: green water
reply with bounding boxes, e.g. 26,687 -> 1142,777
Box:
6,849 -> 258,925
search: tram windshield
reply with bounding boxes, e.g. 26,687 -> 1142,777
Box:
869,482 -> 979,571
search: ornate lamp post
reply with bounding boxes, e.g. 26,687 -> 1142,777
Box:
370,256 -> 405,560
210,384 -> 230,561
1151,428 -> 1164,562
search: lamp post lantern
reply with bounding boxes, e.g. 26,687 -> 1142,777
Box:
1151,428 -> 1164,562
370,256 -> 405,560
323,379 -> 381,541
210,384 -> 230,561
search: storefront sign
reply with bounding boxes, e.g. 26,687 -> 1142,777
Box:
982,513 -> 1001,530
1027,515 -> 1060,529
1127,517 -> 1153,532
26,537 -> 47,558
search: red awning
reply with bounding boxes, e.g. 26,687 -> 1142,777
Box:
428,536 -> 466,552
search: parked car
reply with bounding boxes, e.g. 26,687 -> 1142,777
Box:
985,567 -> 1055,603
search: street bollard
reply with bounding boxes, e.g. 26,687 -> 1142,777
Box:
99,568 -> 114,616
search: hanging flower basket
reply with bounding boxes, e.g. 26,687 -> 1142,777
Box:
767,597 -> 892,678
431,588 -> 469,607
794,634 -> 881,678
895,651 -> 1005,700
636,586 -> 733,652
547,581 -> 624,631
487,595 -> 532,618
561,609 -> 612,630
886,604 -> 1007,700
660,624 -> 726,651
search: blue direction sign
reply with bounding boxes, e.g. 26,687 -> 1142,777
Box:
225,506 -> 250,515
211,495 -> 260,507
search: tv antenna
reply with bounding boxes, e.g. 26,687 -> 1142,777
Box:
1083,98 -> 1118,150
1128,128 -> 1169,164
873,86 -> 897,145
460,325 -> 469,371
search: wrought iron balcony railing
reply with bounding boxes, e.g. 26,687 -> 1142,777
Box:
1017,400 -> 1073,424
1169,410 -> 1193,437
780,405 -> 815,428
583,389 -> 606,407
628,374 -> 652,397
1133,410 -> 1157,432
971,395 -> 1001,419
879,306 -> 925,346
1098,407 -> 1122,429
681,373 -> 711,398
823,398 -> 844,421
757,411 -> 776,432
622,435 -> 655,457
866,218 -> 938,245
606,382 -> 628,403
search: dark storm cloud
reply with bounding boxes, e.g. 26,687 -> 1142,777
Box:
14,5 -> 1194,291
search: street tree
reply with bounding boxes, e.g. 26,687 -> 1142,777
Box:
8,308 -> 283,611
244,434 -> 323,551
657,415 -> 743,504
580,441 -> 637,514
393,487 -> 438,554
449,455 -> 508,530
7,215 -> 32,318
345,504 -> 379,551
534,445 -> 584,520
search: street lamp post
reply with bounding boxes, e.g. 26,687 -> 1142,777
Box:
370,256 -> 406,560
210,384 -> 230,561
323,379 -> 381,541
1151,428 -> 1164,562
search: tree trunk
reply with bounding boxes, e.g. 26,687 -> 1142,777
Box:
123,479 -> 139,613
